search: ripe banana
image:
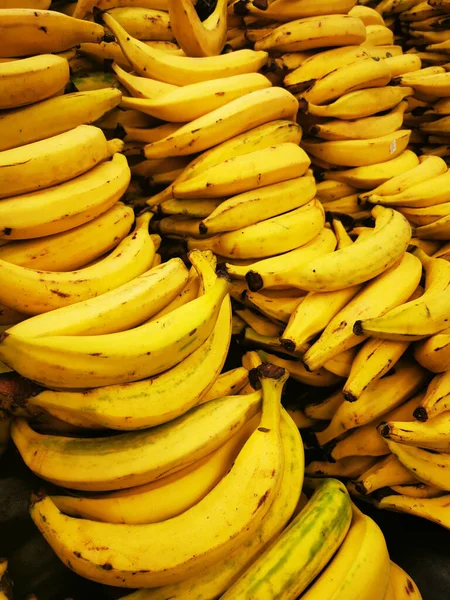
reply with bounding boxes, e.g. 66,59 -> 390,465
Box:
232,0 -> 357,21
362,23 -> 394,46
305,389 -> 344,421
0,213 -> 154,316
222,478 -> 352,600
316,358 -> 428,446
0,8 -> 105,56
244,290 -> 303,324
0,203 -> 134,272
401,70 -> 450,96
301,130 -> 411,168
199,367 -> 249,404
306,456 -> 377,479
235,308 -> 281,337
357,250 -> 450,340
355,454 -> 418,496
30,365 -> 285,587
257,350 -> 342,387
380,409 -> 450,450
254,15 -> 366,53
102,13 -> 268,85
121,73 -> 271,122
310,101 -> 408,141
0,125 -> 110,199
301,504 -> 390,600
414,328 -> 450,373
106,7 -> 173,41
112,62 -> 176,99
159,198 -> 222,219
389,483 -> 444,500
0,153 -> 130,240
415,214 -> 450,239
246,206 -> 411,293
0,54 -> 69,110
317,180 -> 357,202
143,87 -> 298,159
168,0 -> 227,56
187,198 -> 324,259
173,143 -> 309,199
415,370 -> 450,421
379,494 -> 450,530
388,561 -> 424,599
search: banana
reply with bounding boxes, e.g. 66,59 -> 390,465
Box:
414,328 -> 450,372
360,155 -> 447,199
380,411 -> 450,450
173,143 -> 310,199
0,9 -> 105,56
285,45 -> 400,94
415,370 -> 450,421
257,350 -> 342,387
156,216 -> 205,239
306,456 -> 378,479
0,213 -> 154,316
15,387 -> 262,490
362,23 -> 394,46
305,389 -> 345,421
415,214 -> 450,239
112,63 -> 176,99
390,483 -> 444,499
221,478 -> 351,600
0,203 -> 134,272
0,54 -> 69,110
232,0 -> 357,21
235,308 -> 282,337
366,168 -> 450,207
317,180 -> 357,202
355,453 -> 418,495
344,339 -> 410,401
30,364 -> 285,587
402,2 -> 444,21
432,97 -> 450,115
420,115 -> 450,136
245,290 -> 303,324
301,130 -> 411,168
301,504 -> 390,600
8,258 -> 188,338
109,406 -> 303,600
403,70 -> 450,95
310,101 -> 408,141
300,58 -> 391,106
198,367 -> 249,404
78,41 -> 132,69
159,197 -> 222,218
316,359 -> 428,445
199,175 -> 315,235
168,0 -> 227,56
246,206 -> 411,293
386,439 -> 450,491
0,125 -> 111,199
350,4 -> 387,24
330,393 -> 423,461
387,562 -> 423,599
187,198 -> 324,259
52,417 -> 258,524
106,7 -> 173,41
143,87 -> 298,159
0,304 -> 24,326
357,250 -> 450,340
102,13 -> 268,85
151,266 -> 199,318
401,201 -> 450,227
0,153 -> 130,240
379,494 -> 450,530
147,119 -> 302,206
242,327 -> 299,358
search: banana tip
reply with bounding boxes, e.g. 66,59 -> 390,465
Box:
256,362 -> 286,380
246,270 -> 263,292
378,422 -> 391,438
342,389 -> 357,403
353,320 -> 364,336
413,406 -> 428,422
280,338 -> 296,354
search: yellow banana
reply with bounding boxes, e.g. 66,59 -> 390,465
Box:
355,454 -> 417,495
403,70 -> 450,95
306,456 -> 378,479
301,130 -> 411,168
380,410 -> 450,451
0,213 -> 154,316
415,214 -> 450,239
310,101 -> 408,141
168,0 -> 227,56
232,0 -> 357,21
187,198 -> 324,259
304,389 -> 344,421
0,203 -> 134,272
242,327 -> 299,358
159,197 -> 222,218
173,143 -> 309,198
388,561 -> 424,599
143,87 -> 298,159
0,559 -> 12,600
235,308 -> 282,337
246,206 -> 411,293
244,290 -> 303,324
379,494 -> 450,530
102,12 -> 268,85
0,125 -> 111,199
112,62 -> 176,99
362,23 -> 394,46
198,367 -> 249,404
415,370 -> 450,421
29,365 -> 285,587
106,7 -> 173,41
0,54 -> 69,110
257,350 -> 342,387
390,483 -> 444,499
304,86 -> 413,120
0,8 -> 105,56
414,328 -> 450,373
317,180 -> 357,202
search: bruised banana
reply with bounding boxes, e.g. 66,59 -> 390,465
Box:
0,213 -> 154,315
102,13 -> 268,85
29,365 -> 285,587
168,0 -> 227,56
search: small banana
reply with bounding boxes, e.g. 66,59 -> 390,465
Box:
379,494 -> 450,531
380,411 -> 450,451
235,308 -> 282,338
199,367 -> 249,404
415,214 -> 450,240
306,456 -> 378,479
305,389 -> 344,421
316,179 -> 357,202
168,0 -> 227,56
414,328 -> 450,373
106,7 -> 173,41
415,370 -> 450,421
244,290 -> 303,324
355,454 -> 418,496
366,168 -> 450,207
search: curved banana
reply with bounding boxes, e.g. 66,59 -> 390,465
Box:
235,308 -> 281,337
173,143 -> 310,198
246,206 -> 411,293
0,8 -> 105,57
244,290 -> 303,324
102,13 -> 268,85
0,54 -> 69,110
143,87 -> 298,159
301,505 -> 390,600
302,253 -> 421,372
0,153 -> 130,240
362,23 -> 394,46
168,0 -> 227,56
107,7 -> 173,41
310,101 -> 407,141
379,494 -> 450,530
403,70 -> 450,96
304,86 -> 413,120
0,203 -> 134,272
366,168 -> 450,207
232,0 -> 357,22
159,198 -> 222,219
388,561 -> 423,599
301,130 -> 411,168
0,213 -> 154,316
415,370 -> 450,421
357,251 -> 450,340
52,417 -> 257,524
380,410 -> 450,451
198,366 -> 249,404
415,214 -> 450,240
317,180 -> 357,202
257,350 -> 342,387
200,175 -> 315,235
112,62 -> 176,99
414,328 -> 450,373
386,439 -> 450,491
187,198 -> 324,259
121,73 -> 271,122
390,483 -> 444,500
0,125 -> 110,199
306,456 -> 378,479
29,365 -> 285,587
254,15 -> 366,53
355,454 -> 418,496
